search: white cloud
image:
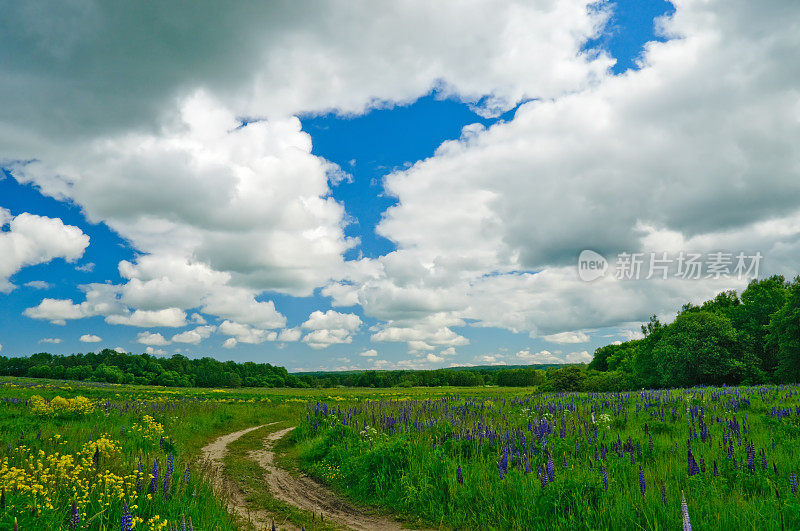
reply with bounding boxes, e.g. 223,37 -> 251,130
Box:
25,284 -> 123,325
542,331 -> 590,344
302,328 -> 354,349
25,281 -> 51,290
301,310 -> 362,331
136,331 -> 170,346
106,308 -> 187,328
325,0 -> 800,344
1,0 -> 613,343
426,353 -> 444,363
359,349 -> 378,357
39,338 -> 62,344
190,313 -> 207,325
299,310 -> 362,349
277,327 -> 302,342
218,320 -> 277,344
171,325 -> 215,345
516,349 -> 561,364
79,334 -> 102,343
222,337 -> 237,349
474,354 -> 506,365
565,350 -> 592,363
144,346 -> 167,356
0,210 -> 89,292
113,347 -> 126,354
371,314 -> 469,354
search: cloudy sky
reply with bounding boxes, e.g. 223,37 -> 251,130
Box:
1,0 -> 798,371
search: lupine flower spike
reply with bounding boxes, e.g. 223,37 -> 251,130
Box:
681,490 -> 692,531
69,499 -> 80,530
121,500 -> 133,531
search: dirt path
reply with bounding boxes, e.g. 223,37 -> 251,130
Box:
201,423 -> 300,530
249,427 -> 409,531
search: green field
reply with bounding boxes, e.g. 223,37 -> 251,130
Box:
2,377 -> 799,529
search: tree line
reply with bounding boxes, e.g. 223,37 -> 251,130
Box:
0,349 -> 302,388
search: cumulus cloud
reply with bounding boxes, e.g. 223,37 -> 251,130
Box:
106,308 -> 187,328
359,349 -> 378,357
542,331 -> 590,344
218,320 -> 277,344
79,334 -> 102,343
0,210 -> 89,292
171,325 -> 216,345
299,310 -> 362,349
136,331 -> 170,346
39,338 -> 62,344
144,346 -> 167,356
277,327 -> 302,342
340,0 -> 800,344
474,354 -> 506,365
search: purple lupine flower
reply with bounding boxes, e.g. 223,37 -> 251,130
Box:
790,472 -> 797,495
639,467 -> 646,497
457,465 -> 463,485
121,500 -> 133,531
150,459 -> 159,493
539,465 -> 548,488
183,463 -> 191,483
93,447 -> 100,469
687,448 -> 700,476
648,433 -> 653,453
547,452 -> 555,481
660,480 -> 667,504
187,517 -> 194,531
601,466 -> 608,491
69,499 -> 80,530
713,460 -> 719,477
180,515 -> 187,531
681,491 -> 692,531
164,453 -> 174,494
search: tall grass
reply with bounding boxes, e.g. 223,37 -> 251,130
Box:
296,386 -> 800,529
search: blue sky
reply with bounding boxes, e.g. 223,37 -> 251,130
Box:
2,0 -> 797,371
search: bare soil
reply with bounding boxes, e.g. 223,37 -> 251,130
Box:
201,424 -> 415,530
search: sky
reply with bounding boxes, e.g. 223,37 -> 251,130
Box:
1,0 -> 799,372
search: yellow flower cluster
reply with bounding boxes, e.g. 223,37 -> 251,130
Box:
129,415 -> 165,442
0,441 -> 138,521
28,395 -> 94,416
81,434 -> 122,458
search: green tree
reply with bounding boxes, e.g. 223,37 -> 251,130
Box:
767,277 -> 800,383
738,275 -> 789,376
653,311 -> 753,387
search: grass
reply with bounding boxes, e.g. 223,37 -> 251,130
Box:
4,377 -> 800,530
294,386 -> 800,530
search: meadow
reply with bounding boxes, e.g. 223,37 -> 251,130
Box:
1,378 -> 799,530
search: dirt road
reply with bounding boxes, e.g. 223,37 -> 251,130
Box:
201,424 -> 412,530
